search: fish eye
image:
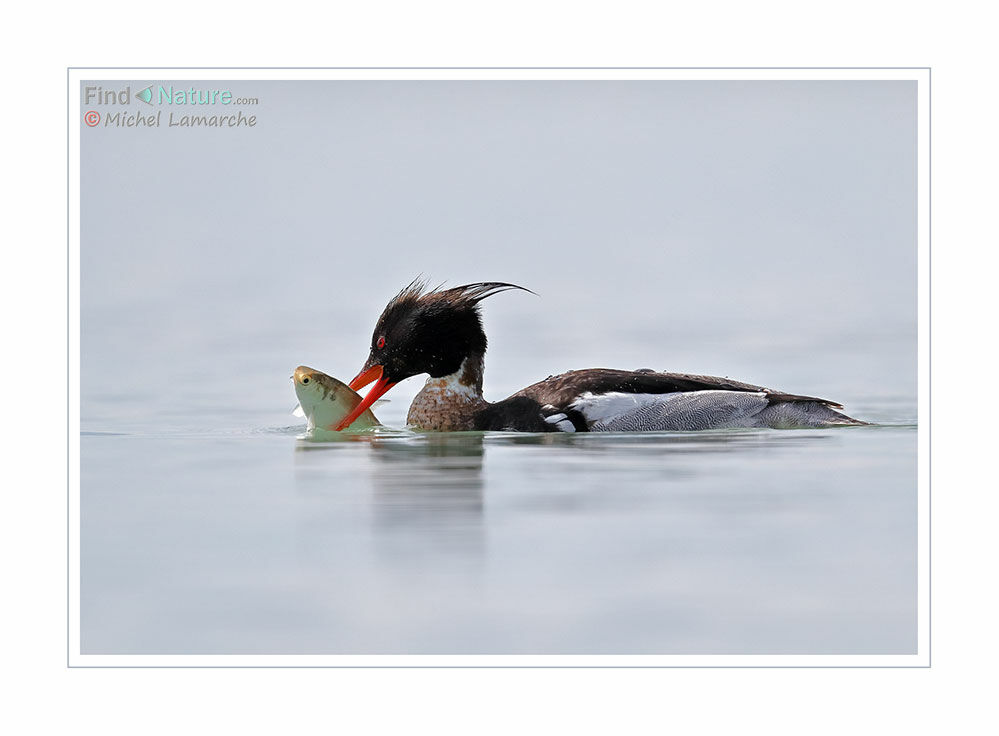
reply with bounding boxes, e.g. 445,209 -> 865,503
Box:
302,377 -> 310,384
376,336 -> 386,349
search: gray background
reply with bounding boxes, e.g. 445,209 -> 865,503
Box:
82,80 -> 916,418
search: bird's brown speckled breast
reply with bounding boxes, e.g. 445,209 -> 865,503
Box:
406,383 -> 488,430
405,356 -> 489,431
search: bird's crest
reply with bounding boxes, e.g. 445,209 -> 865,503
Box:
381,278 -> 536,318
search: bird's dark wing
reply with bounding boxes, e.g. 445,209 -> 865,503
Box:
511,368 -> 844,409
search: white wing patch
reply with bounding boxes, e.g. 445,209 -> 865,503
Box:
543,412 -> 576,432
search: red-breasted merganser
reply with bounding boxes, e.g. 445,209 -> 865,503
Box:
335,280 -> 866,432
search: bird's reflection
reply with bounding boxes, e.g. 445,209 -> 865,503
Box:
292,427 -> 841,564
366,432 -> 486,558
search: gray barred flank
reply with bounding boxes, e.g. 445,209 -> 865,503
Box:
583,391 -> 867,431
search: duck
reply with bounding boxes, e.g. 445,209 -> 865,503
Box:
334,280 -> 866,432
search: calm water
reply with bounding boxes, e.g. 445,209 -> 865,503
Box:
80,314 -> 917,655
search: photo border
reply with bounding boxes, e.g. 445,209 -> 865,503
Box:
68,66 -> 930,668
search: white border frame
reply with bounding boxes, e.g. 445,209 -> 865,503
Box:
68,67 -> 930,667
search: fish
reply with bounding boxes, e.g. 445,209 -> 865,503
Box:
292,365 -> 380,433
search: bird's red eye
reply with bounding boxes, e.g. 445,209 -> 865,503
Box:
376,336 -> 385,349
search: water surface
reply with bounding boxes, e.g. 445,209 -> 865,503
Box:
81,408 -> 915,654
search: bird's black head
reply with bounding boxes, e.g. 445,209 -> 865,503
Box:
356,279 -> 534,383
335,279 -> 533,430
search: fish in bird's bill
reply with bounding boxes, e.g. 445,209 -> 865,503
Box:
291,365 -> 380,435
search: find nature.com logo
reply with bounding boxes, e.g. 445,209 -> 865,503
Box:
83,84 -> 259,129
